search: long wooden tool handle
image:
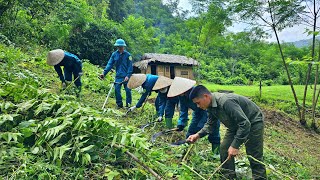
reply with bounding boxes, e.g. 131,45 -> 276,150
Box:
102,83 -> 114,110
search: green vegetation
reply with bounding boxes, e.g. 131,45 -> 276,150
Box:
1,0 -> 320,179
205,84 -> 315,114
1,38 -> 319,179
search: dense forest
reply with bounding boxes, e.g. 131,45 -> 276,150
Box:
0,0 -> 315,85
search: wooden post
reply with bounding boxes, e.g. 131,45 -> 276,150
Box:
259,80 -> 262,98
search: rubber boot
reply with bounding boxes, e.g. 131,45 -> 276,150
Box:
212,143 -> 220,159
165,118 -> 173,129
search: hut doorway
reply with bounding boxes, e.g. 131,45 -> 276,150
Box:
170,65 -> 175,79
151,64 -> 157,75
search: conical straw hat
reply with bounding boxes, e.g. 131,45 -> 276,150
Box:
127,74 -> 147,89
47,49 -> 64,66
152,76 -> 173,90
167,77 -> 196,97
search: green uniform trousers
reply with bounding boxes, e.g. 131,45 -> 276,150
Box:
220,123 -> 266,180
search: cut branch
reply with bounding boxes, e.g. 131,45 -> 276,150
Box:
113,144 -> 163,180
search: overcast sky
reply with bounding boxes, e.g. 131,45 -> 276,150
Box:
170,0 -> 316,42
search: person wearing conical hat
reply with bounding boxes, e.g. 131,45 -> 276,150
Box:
152,76 -> 179,128
127,73 -> 158,112
99,39 -> 133,108
167,77 -> 221,156
47,49 -> 83,96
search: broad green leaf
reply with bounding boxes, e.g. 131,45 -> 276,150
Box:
111,134 -> 117,147
16,100 -> 37,113
120,133 -> 127,145
4,102 -> 14,110
106,171 -> 120,180
123,169 -> 129,176
80,145 -> 94,153
55,104 -> 67,117
48,132 -> 66,146
82,153 -> 91,165
31,147 -> 40,154
138,141 -> 149,150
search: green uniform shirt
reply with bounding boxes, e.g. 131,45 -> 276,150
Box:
198,92 -> 264,149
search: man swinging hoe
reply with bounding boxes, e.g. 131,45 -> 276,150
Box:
187,85 -> 267,180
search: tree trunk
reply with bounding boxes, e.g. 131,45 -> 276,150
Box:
311,43 -> 320,130
273,26 -> 302,122
267,0 -> 301,121
302,0 -> 317,125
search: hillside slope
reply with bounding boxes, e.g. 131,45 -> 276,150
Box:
1,44 -> 319,179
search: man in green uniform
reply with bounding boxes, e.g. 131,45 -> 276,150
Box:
187,85 -> 266,180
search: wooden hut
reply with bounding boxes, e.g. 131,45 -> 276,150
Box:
133,53 -> 199,79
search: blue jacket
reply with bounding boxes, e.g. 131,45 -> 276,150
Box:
136,74 -> 158,108
54,52 -> 82,82
178,89 -> 206,127
103,50 -> 133,78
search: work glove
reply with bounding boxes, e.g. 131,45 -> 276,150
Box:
62,82 -> 67,89
177,125 -> 185,131
157,116 -> 163,122
127,106 -> 136,113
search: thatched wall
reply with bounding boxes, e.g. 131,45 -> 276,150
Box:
133,53 -> 198,79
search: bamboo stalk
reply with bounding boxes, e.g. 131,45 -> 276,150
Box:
247,155 -> 294,180
182,144 -> 194,162
61,75 -> 80,94
181,162 -> 206,180
113,144 -> 163,180
207,158 -> 229,180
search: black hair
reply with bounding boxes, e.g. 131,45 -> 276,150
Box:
189,85 -> 211,100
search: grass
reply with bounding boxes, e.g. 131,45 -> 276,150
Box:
204,84 -> 320,123
204,84 -> 315,106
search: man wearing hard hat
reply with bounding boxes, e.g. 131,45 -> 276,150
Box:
167,77 -> 221,156
47,49 -> 83,96
100,39 -> 133,109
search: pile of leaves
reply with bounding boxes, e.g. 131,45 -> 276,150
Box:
0,45 -> 152,179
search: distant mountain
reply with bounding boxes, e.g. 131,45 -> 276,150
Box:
287,36 -> 320,48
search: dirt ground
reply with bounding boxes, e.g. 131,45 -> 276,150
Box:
263,109 -> 320,177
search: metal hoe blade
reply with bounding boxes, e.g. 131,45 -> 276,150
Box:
170,139 -> 188,146
151,128 -> 178,143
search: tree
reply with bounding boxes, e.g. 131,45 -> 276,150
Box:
231,0 -> 305,123
68,22 -> 120,65
296,0 -> 320,129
